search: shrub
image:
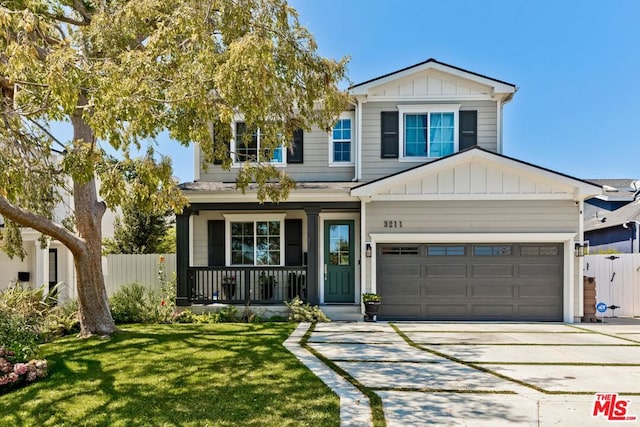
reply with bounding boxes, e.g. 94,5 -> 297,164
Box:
0,347 -> 47,394
109,283 -> 153,323
0,310 -> 40,363
218,305 -> 239,322
173,309 -> 197,324
0,284 -> 49,329
285,297 -> 330,323
42,300 -> 80,341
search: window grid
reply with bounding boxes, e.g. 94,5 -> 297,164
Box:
230,220 -> 281,266
403,112 -> 455,158
332,119 -> 352,163
235,124 -> 284,164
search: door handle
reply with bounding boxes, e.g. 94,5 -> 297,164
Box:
324,264 -> 327,281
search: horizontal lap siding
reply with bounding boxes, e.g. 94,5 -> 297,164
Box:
366,200 -> 578,235
198,124 -> 354,183
361,100 -> 497,182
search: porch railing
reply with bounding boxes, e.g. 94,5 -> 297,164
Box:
187,266 -> 307,305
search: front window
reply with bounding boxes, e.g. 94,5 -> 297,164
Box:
398,105 -> 459,160
230,220 -> 282,265
234,123 -> 284,164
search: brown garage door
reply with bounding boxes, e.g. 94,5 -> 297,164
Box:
377,243 -> 563,321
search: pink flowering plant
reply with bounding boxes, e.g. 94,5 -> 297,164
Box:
0,347 -> 47,393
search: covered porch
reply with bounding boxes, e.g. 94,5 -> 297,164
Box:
175,186 -> 362,312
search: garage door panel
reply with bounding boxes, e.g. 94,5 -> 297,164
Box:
378,243 -> 563,321
425,304 -> 468,317
425,264 -> 468,277
471,284 -> 514,297
519,263 -> 562,277
425,283 -> 468,297
519,285 -> 562,298
380,281 -> 422,297
381,304 -> 421,318
379,263 -> 421,277
517,305 -> 562,318
471,264 -> 514,277
471,304 -> 514,317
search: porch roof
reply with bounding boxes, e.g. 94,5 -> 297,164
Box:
179,181 -> 361,203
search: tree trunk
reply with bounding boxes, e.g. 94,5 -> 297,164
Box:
75,249 -> 116,336
72,107 -> 117,336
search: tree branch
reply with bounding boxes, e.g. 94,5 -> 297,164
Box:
0,196 -> 85,256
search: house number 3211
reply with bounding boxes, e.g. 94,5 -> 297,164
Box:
384,220 -> 402,228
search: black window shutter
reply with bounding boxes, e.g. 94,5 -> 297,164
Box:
284,219 -> 303,266
459,110 -> 478,150
381,111 -> 399,158
212,121 -> 231,165
208,220 -> 225,266
287,129 -> 304,164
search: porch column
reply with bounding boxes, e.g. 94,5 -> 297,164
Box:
176,211 -> 190,306
304,206 -> 321,305
33,239 -> 49,288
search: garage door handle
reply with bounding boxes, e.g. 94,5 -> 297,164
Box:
324,264 -> 327,281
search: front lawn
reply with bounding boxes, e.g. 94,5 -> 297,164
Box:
1,323 -> 339,427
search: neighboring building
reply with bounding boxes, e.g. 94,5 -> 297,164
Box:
585,200 -> 640,254
584,179 -> 639,217
0,191 -> 119,302
176,58 -> 602,322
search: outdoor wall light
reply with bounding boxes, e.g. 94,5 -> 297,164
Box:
365,243 -> 372,257
574,242 -> 588,257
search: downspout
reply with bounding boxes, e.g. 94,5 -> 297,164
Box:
496,99 -> 502,153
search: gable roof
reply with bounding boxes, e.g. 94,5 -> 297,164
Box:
351,146 -> 602,200
349,58 -> 517,96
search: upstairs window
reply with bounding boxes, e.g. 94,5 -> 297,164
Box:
329,114 -> 354,166
398,105 -> 460,160
234,123 -> 284,164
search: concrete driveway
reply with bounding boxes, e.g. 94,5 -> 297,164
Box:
304,320 -> 640,426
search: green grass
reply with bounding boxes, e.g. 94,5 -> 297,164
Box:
1,323 -> 339,427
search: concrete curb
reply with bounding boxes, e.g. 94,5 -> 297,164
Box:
283,322 -> 373,427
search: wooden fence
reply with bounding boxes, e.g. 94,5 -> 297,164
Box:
103,254 -> 176,295
583,254 -> 640,317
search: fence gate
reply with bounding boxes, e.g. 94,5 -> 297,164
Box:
584,254 -> 640,317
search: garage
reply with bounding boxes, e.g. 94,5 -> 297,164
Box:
377,243 -> 563,321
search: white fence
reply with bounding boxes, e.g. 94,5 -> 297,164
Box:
584,254 -> 640,317
103,254 -> 176,295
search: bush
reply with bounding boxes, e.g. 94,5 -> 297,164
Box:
42,300 -> 80,341
218,305 -> 239,322
0,284 -> 49,329
109,283 -> 153,323
285,297 -> 330,323
0,347 -> 47,394
0,310 -> 40,364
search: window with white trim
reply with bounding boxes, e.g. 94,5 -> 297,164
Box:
225,214 -> 285,266
329,114 -> 354,165
233,122 -> 284,164
398,105 -> 459,160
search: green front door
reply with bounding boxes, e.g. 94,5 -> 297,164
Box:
324,220 -> 355,303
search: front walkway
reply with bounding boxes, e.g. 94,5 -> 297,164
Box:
287,320 -> 640,426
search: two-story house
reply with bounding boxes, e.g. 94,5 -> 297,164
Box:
176,58 -> 601,322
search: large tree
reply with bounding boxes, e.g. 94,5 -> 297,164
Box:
0,0 -> 348,336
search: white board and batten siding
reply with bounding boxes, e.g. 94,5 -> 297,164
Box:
584,254 -> 640,317
103,254 -> 176,295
